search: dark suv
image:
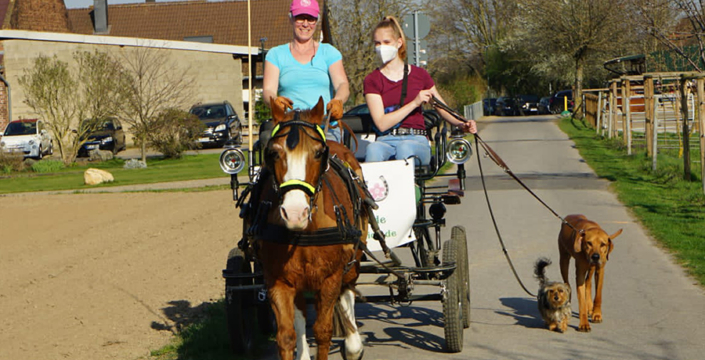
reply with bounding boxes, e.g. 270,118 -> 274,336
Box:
189,101 -> 242,147
549,90 -> 574,114
77,117 -> 126,157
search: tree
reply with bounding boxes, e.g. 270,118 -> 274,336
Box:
511,0 -> 639,114
629,0 -> 703,72
327,0 -> 409,106
115,45 -> 194,162
18,51 -> 129,164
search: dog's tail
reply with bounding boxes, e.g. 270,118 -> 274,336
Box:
534,257 -> 552,287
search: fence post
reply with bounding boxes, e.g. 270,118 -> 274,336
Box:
610,80 -> 617,139
653,83 -> 659,172
680,76 -> 691,181
625,78 -> 633,155
697,76 -> 705,194
596,91 -> 603,135
644,75 -> 654,157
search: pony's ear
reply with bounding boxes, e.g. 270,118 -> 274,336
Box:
270,96 -> 285,124
311,97 -> 325,125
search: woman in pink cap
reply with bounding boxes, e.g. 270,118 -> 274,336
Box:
263,0 -> 350,142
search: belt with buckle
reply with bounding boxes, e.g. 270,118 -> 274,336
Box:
388,127 -> 427,136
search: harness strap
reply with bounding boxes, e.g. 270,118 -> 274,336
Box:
257,225 -> 358,246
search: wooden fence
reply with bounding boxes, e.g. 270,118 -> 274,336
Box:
582,72 -> 705,194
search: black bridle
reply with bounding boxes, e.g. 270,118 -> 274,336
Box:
266,111 -> 330,202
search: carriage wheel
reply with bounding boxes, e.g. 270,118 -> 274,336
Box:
452,226 -> 471,329
442,238 -> 464,353
225,247 -> 256,354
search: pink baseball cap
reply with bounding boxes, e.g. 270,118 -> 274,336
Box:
290,0 -> 319,18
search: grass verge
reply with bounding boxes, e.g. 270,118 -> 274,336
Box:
0,153 -> 237,194
559,117 -> 705,286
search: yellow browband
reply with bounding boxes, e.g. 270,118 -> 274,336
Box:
271,123 -> 326,142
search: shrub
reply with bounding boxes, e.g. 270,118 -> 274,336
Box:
147,108 -> 204,158
0,152 -> 26,173
31,159 -> 65,173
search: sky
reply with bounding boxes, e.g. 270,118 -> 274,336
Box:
64,0 -> 195,9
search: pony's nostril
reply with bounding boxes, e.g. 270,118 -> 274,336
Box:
280,207 -> 289,221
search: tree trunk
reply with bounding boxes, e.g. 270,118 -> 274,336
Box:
574,58 -> 584,119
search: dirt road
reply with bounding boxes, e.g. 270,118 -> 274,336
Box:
0,190 -> 240,360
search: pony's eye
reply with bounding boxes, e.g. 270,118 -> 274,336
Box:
314,148 -> 325,159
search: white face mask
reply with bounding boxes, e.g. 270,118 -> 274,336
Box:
375,45 -> 398,65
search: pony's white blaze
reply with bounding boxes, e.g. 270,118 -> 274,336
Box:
280,150 -> 310,230
294,308 -> 310,360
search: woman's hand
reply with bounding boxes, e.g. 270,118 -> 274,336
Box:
413,89 -> 433,107
458,119 -> 478,134
273,96 -> 294,111
326,99 -> 344,120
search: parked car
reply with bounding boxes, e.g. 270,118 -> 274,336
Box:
517,94 -> 540,115
483,98 -> 497,116
0,119 -> 53,159
189,101 -> 242,147
495,96 -> 520,116
77,117 -> 126,157
549,90 -> 574,114
538,96 -> 551,114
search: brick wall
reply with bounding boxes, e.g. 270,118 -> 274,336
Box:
10,0 -> 70,33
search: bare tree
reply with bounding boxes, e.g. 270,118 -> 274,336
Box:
115,45 -> 194,162
18,51 -> 129,164
629,0 -> 703,72
327,0 -> 408,105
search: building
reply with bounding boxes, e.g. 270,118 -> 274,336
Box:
0,0 -> 297,130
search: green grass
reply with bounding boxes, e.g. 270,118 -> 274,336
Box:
559,117 -> 705,286
0,154 -> 237,194
150,300 -> 272,360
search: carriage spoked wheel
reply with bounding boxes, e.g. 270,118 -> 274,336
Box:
225,247 -> 257,354
441,237 -> 464,353
452,226 -> 471,329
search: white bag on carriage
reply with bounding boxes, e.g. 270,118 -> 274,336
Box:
360,160 -> 416,252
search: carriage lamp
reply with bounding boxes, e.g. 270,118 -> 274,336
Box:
446,137 -> 472,164
219,148 -> 246,175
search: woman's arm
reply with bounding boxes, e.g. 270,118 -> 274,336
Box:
429,86 -> 477,134
365,89 -> 432,132
329,60 -> 350,103
262,61 -> 280,107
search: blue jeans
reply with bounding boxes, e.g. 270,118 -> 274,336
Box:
325,121 -> 343,143
364,134 -> 430,166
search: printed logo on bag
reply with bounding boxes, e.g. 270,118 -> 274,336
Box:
367,175 -> 389,202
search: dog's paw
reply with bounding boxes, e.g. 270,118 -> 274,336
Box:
577,323 -> 591,332
592,313 -> 603,323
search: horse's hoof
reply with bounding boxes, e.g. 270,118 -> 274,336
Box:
341,344 -> 364,360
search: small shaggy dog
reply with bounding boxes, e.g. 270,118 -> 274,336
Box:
535,257 -> 571,332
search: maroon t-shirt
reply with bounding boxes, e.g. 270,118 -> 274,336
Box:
363,65 -> 434,130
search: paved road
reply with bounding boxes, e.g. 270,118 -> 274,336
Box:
325,115 -> 705,360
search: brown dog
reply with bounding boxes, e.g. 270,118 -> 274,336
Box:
558,214 -> 622,332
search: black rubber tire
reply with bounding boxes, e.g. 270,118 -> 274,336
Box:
37,146 -> 43,160
225,247 -> 256,354
452,226 -> 471,329
442,238 -> 464,353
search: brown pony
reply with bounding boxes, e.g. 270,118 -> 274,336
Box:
254,97 -> 368,360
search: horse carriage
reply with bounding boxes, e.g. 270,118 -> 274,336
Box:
219,98 -> 473,359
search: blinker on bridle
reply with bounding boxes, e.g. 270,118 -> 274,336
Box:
269,110 -> 329,198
